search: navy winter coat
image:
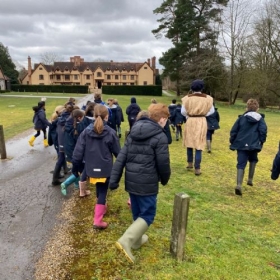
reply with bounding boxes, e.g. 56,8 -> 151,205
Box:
56,111 -> 71,153
64,116 -> 91,163
109,117 -> 171,195
107,105 -> 121,131
72,123 -> 120,178
229,111 -> 267,152
48,118 -> 58,149
33,108 -> 51,130
206,108 -> 220,131
170,106 -> 186,126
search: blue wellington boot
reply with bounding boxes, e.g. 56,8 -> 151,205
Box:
61,174 -> 77,196
74,176 -> 80,189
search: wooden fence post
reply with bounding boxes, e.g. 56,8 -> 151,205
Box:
0,125 -> 7,159
170,193 -> 190,261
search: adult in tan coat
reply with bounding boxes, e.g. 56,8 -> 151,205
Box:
181,80 -> 214,175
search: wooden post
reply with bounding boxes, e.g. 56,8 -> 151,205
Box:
0,125 -> 7,159
170,193 -> 190,261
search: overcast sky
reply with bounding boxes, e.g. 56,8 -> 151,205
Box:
0,0 -> 172,70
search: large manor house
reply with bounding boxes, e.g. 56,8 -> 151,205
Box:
21,55 -> 158,91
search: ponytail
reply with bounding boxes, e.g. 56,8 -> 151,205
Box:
93,105 -> 108,134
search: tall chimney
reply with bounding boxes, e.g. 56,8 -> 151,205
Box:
151,56 -> 156,69
147,58 -> 151,66
28,56 -> 32,85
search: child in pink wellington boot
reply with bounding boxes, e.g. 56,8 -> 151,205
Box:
72,104 -> 120,229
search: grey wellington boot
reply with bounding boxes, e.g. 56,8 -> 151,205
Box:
207,140 -> 211,153
131,234 -> 149,250
247,162 -> 257,186
115,217 -> 148,263
235,169 -> 244,196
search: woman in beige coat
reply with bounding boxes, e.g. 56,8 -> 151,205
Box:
181,80 -> 214,175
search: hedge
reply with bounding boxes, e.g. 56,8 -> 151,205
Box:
11,84 -> 88,94
102,85 -> 162,96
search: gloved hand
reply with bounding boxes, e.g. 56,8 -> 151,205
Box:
109,182 -> 119,190
71,163 -> 80,177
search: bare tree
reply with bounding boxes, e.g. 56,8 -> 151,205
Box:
220,0 -> 255,104
40,52 -> 63,65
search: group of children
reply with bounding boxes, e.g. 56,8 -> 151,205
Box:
27,82 -> 279,263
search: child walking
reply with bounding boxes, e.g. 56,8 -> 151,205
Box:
28,101 -> 51,147
109,103 -> 171,263
72,104 -> 120,229
206,106 -> 220,153
170,103 -> 186,141
229,99 -> 267,196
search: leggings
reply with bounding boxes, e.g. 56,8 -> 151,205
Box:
81,169 -> 109,205
34,128 -> 47,139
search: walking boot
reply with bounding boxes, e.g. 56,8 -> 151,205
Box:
207,140 -> 211,153
43,138 -> 49,147
115,217 -> 149,263
79,181 -> 91,198
247,162 -> 257,186
235,169 -> 244,196
186,162 -> 193,170
195,169 -> 201,176
28,135 -> 36,147
52,165 -> 63,186
61,174 -> 77,196
93,204 -> 108,229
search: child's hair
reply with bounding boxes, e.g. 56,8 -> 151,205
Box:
151,98 -> 157,104
136,110 -> 150,120
68,97 -> 76,105
246,99 -> 259,111
50,105 -> 65,121
65,103 -> 74,113
172,99 -> 177,104
32,105 -> 39,112
177,103 -> 182,107
38,101 -> 45,108
85,102 -> 96,117
94,93 -> 102,101
72,109 -> 85,135
113,99 -> 118,104
148,103 -> 170,122
93,105 -> 109,134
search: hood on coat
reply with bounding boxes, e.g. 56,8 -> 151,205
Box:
85,122 -> 111,139
129,118 -> 163,141
244,111 -> 262,123
64,116 -> 74,132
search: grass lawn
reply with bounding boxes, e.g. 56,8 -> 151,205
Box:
2,92 -> 280,279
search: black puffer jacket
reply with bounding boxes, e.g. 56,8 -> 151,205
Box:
109,117 -> 171,196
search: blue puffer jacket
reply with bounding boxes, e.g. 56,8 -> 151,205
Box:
33,108 -> 51,130
229,111 -> 267,151
109,117 -> 171,195
72,122 -> 120,178
56,111 -> 71,153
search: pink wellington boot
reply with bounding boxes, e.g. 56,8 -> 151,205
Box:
93,204 -> 108,229
79,181 -> 91,198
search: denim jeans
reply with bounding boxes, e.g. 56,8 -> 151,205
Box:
187,148 -> 202,169
130,193 -> 157,226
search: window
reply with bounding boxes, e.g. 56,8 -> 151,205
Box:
39,75 -> 44,80
131,75 -> 134,80
39,83 -> 44,85
115,82 -> 119,85
131,83 -> 135,85
144,67 -> 147,69
50,75 -> 53,79
97,72 -> 102,77
85,83 -> 91,86
56,75 -> 61,80
39,67 -> 43,70
143,81 -> 147,85
115,75 -> 119,79
123,75 -> 126,80
65,75 -> 70,80
74,75 -> 79,80
107,82 -> 111,85
107,75 -> 111,80
123,83 -> 127,85
86,75 -> 90,80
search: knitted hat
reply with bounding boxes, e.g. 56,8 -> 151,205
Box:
191,80 -> 204,92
